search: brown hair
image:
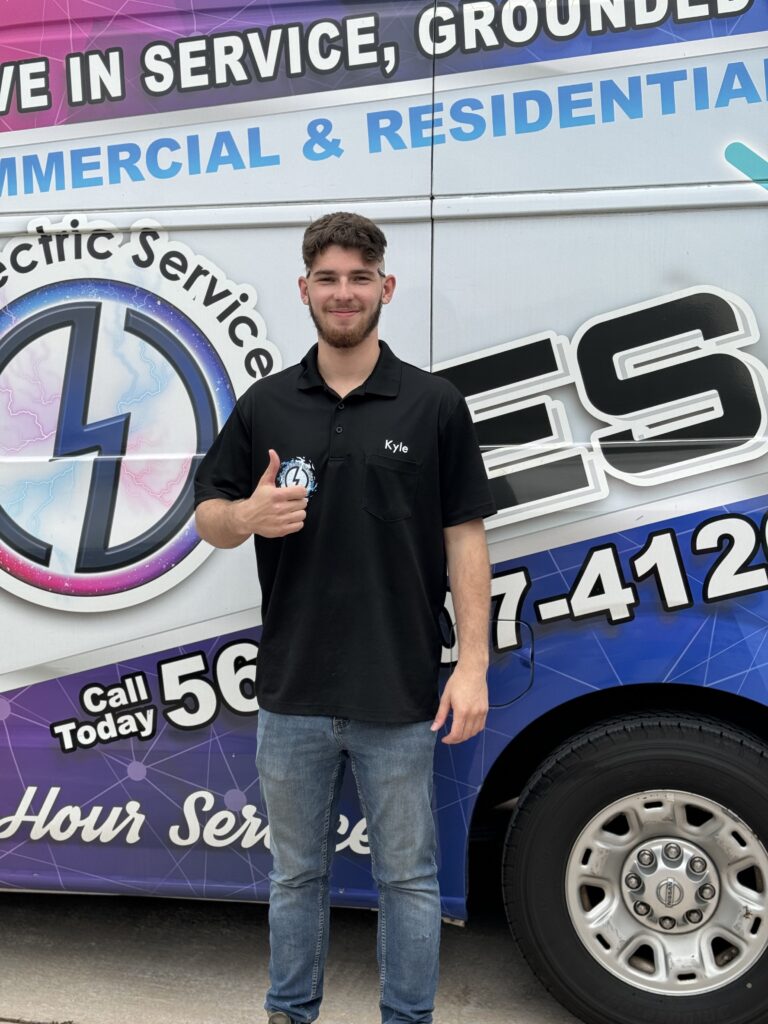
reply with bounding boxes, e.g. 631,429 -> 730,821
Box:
302,212 -> 387,271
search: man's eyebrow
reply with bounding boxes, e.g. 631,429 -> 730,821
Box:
309,269 -> 381,278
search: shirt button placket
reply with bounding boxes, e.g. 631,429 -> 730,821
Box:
331,400 -> 345,454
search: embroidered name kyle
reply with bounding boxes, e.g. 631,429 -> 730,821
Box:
385,440 -> 409,454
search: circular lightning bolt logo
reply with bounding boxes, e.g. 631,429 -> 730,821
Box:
0,280 -> 234,610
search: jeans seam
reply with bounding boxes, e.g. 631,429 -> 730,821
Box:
349,752 -> 387,998
310,756 -> 342,1000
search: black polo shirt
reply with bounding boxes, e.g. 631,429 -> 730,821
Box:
194,341 -> 496,723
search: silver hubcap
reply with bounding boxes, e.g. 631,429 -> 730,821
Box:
621,836 -> 720,934
566,791 -> 768,994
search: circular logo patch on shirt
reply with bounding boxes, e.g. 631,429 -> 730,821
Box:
277,457 -> 318,498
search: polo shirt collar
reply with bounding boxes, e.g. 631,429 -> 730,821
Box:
297,341 -> 402,397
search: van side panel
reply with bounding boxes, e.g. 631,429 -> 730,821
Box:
0,1 -> 767,924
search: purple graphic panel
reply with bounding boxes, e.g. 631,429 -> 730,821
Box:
1,0 -> 763,134
0,0 -> 432,133
0,629 -> 373,903
0,619 -> 529,918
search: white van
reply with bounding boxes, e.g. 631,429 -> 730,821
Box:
1,3 -> 767,1022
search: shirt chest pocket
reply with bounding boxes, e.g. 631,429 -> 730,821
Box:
363,453 -> 421,522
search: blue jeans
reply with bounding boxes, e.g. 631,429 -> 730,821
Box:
256,710 -> 440,1024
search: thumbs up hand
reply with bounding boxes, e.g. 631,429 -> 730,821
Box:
258,448 -> 282,488
233,449 -> 308,539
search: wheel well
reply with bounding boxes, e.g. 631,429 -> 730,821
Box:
471,683 -> 768,835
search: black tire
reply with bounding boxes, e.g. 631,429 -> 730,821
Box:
502,714 -> 768,1024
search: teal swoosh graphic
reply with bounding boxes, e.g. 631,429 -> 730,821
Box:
725,142 -> 768,191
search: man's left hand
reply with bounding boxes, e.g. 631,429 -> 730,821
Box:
431,665 -> 489,744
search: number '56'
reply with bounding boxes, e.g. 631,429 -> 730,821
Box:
157,641 -> 259,731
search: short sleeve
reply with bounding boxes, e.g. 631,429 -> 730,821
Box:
194,400 -> 253,507
439,396 -> 497,527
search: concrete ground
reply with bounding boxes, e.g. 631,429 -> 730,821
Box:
0,876 -> 580,1024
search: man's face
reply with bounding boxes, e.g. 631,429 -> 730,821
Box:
299,245 -> 395,349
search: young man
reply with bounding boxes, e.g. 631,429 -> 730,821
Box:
194,212 -> 495,1024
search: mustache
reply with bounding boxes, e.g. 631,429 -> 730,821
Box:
307,298 -> 383,349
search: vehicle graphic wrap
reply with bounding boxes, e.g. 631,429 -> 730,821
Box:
0,0 -> 767,938
1,1 -> 762,133
2,488 -> 768,915
0,217 -> 276,609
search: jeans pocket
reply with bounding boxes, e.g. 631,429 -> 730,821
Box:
363,453 -> 421,522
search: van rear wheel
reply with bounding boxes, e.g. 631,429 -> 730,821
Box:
502,714 -> 768,1024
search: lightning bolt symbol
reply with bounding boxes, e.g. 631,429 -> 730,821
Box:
1,293 -> 219,578
53,302 -> 130,572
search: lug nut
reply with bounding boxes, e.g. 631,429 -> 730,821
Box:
634,901 -> 651,917
686,909 -> 703,924
699,884 -> 716,901
625,874 -> 642,891
664,843 -> 682,861
689,857 -> 707,874
637,849 -> 655,867
660,916 -> 676,930
716,947 -> 738,967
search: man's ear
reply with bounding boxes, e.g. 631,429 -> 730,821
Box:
381,274 -> 396,304
298,275 -> 309,304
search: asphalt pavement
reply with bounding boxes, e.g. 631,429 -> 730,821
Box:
0,875 -> 580,1024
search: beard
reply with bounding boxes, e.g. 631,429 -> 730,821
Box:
308,298 -> 383,349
